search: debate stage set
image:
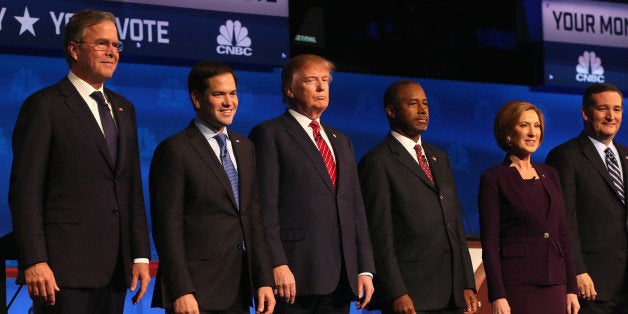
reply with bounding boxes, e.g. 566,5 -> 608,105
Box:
1,0 -> 627,313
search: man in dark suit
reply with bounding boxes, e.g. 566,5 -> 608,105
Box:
8,9 -> 151,313
546,82 -> 628,314
358,80 -> 477,314
248,54 -> 375,314
149,60 -> 275,314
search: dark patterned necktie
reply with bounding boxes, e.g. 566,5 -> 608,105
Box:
309,120 -> 337,188
90,91 -> 117,163
414,144 -> 434,184
215,133 -> 240,209
605,148 -> 625,205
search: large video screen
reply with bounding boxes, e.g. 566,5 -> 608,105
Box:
0,0 -> 289,67
542,0 -> 628,91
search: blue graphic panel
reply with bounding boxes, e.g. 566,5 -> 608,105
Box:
0,0 -> 289,67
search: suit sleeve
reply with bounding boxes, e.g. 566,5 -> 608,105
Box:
248,125 -> 288,267
245,142 -> 275,288
127,105 -> 151,259
545,149 -> 586,274
347,138 -> 376,275
9,94 -> 52,268
150,140 -> 195,301
478,170 -> 506,302
358,153 -> 405,300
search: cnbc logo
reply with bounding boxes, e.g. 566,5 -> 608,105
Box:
216,20 -> 253,56
575,51 -> 605,83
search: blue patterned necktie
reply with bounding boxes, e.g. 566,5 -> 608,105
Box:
605,148 -> 625,205
90,91 -> 117,163
215,133 -> 239,209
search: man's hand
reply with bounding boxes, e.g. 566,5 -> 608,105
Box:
577,273 -> 597,301
173,293 -> 199,314
256,286 -> 276,314
25,262 -> 59,306
130,262 -> 151,304
391,294 -> 415,314
355,274 -> 374,309
273,265 -> 296,304
463,289 -> 478,313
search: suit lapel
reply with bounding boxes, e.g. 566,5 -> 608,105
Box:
387,135 -> 436,190
59,78 -> 115,170
577,134 -> 619,198
613,142 -> 628,208
186,122 -> 240,211
282,112 -> 335,191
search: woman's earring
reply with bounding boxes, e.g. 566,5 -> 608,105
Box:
506,136 -> 512,146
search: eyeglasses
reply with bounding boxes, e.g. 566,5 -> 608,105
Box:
76,40 -> 123,52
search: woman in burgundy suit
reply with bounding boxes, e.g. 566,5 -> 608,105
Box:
478,100 -> 580,314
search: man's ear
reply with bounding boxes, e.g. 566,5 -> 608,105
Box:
68,42 -> 80,63
284,87 -> 294,98
385,104 -> 395,119
581,106 -> 589,122
190,91 -> 201,110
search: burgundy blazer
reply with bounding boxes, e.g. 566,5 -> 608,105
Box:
478,158 -> 578,302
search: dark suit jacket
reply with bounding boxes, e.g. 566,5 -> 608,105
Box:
9,77 -> 150,287
150,121 -> 274,310
478,159 -> 578,302
546,131 -> 628,302
248,110 -> 375,296
358,134 -> 475,311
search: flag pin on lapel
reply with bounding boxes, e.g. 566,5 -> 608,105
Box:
117,107 -> 124,112
431,156 -> 437,162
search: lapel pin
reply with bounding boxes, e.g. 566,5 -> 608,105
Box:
235,140 -> 240,143
117,107 -> 124,112
332,133 -> 337,138
431,156 -> 437,162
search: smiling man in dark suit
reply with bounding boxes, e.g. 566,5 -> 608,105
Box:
9,9 -> 151,313
149,60 -> 275,314
248,54 -> 375,314
358,80 -> 477,314
546,82 -> 628,313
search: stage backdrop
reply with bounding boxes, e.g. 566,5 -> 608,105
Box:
1,52 -> 626,313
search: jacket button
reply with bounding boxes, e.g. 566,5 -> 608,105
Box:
543,232 -> 549,238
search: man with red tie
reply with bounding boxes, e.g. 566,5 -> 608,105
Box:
248,54 -> 375,314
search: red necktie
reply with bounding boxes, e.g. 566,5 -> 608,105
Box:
414,144 -> 434,184
310,120 -> 337,187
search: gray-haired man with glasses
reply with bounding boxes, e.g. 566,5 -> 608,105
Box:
9,8 -> 151,314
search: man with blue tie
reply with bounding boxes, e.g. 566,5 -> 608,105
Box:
149,60 -> 275,314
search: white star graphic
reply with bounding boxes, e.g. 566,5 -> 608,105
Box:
14,7 -> 39,36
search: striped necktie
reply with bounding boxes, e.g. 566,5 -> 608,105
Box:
309,120 -> 337,188
605,147 -> 625,205
215,133 -> 240,209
